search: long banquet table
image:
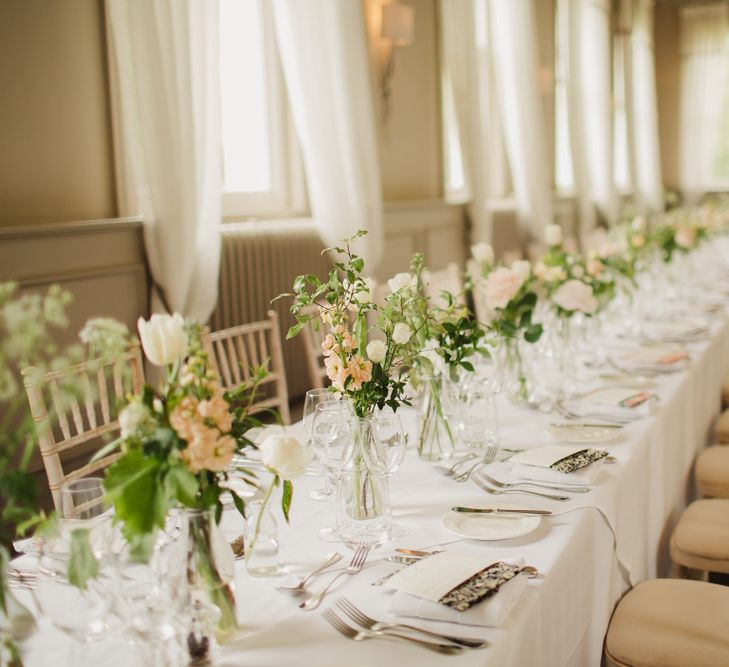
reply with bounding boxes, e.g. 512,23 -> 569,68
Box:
18,274 -> 729,667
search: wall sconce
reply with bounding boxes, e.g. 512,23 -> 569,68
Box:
380,2 -> 415,123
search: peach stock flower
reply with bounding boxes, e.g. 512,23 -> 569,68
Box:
198,394 -> 233,432
182,424 -> 235,473
586,257 -> 605,277
169,395 -> 200,441
347,355 -> 372,390
484,267 -> 524,310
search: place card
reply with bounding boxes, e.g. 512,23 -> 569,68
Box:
580,386 -> 656,408
385,552 -> 494,602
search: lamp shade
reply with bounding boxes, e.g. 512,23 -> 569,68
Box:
381,3 -> 415,46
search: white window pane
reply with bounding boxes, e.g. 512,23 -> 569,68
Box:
442,74 -> 466,197
219,0 -> 271,193
555,82 -> 574,190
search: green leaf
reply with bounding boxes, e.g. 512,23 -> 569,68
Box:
104,450 -> 165,536
230,490 -> 247,521
169,464 -> 198,507
281,480 -> 293,523
287,322 -> 305,340
89,436 -> 123,464
67,529 -> 98,590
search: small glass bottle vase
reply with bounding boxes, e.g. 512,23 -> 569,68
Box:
416,374 -> 456,461
244,500 -> 280,577
337,416 -> 392,549
182,508 -> 238,664
498,338 -> 531,405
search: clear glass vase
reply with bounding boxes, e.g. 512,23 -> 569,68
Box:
416,375 -> 456,461
244,500 -> 280,577
337,415 -> 392,549
181,508 -> 238,663
497,338 -> 531,404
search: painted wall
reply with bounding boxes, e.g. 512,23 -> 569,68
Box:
0,0 -> 116,224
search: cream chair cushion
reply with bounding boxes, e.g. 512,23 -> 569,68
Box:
670,499 -> 729,574
713,409 -> 729,444
696,446 -> 729,498
605,579 -> 729,667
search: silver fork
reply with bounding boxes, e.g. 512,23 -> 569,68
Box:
453,446 -> 499,482
473,475 -> 569,501
479,472 -> 590,494
322,609 -> 462,654
336,597 -> 486,649
300,544 -> 371,611
433,453 -> 478,477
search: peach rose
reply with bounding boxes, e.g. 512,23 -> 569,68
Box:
552,280 -> 598,314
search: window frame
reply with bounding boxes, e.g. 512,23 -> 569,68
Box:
221,1 -> 307,221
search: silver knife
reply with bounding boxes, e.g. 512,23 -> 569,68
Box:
549,422 -> 624,430
451,506 -> 553,516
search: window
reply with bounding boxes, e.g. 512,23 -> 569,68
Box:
219,0 -> 305,218
554,0 -> 574,193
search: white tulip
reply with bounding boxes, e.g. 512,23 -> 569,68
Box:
137,313 -> 188,366
366,339 -> 387,363
392,323 -> 412,345
545,224 -> 563,247
471,242 -> 495,265
511,260 -> 531,282
387,272 -> 415,294
260,435 -> 313,480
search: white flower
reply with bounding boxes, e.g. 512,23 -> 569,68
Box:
471,242 -> 495,265
387,272 -> 415,294
366,339 -> 387,363
119,401 -> 152,438
631,215 -> 647,234
572,265 -> 585,279
137,313 -> 188,366
420,339 -> 445,375
355,277 -> 374,304
392,323 -> 412,345
534,261 -> 566,283
552,280 -> 598,314
545,224 -> 563,246
511,260 -> 531,282
260,434 -> 312,480
484,267 -> 524,310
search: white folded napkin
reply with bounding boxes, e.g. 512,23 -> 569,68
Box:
614,346 -> 689,373
565,386 -> 657,421
508,444 -> 604,484
389,570 -> 528,628
511,460 -> 602,485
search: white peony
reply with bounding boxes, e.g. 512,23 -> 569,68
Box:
552,280 -> 598,314
545,224 -> 563,246
387,272 -> 415,294
392,323 -> 412,345
511,260 -> 531,282
471,242 -> 495,265
260,434 -> 312,480
366,339 -> 387,363
484,267 -> 524,310
137,313 -> 188,366
119,401 -> 152,438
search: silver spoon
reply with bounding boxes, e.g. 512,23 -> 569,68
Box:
276,552 -> 343,595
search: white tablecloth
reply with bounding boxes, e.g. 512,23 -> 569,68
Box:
17,284 -> 729,667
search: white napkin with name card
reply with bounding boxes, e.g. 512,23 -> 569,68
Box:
613,345 -> 689,373
564,386 -> 657,421
642,318 -> 709,342
508,445 -> 604,484
385,552 -> 527,628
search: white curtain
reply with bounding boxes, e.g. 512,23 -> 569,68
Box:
626,0 -> 663,211
272,0 -> 383,269
569,0 -> 616,226
106,0 -> 222,322
488,0 -> 553,243
679,4 -> 729,204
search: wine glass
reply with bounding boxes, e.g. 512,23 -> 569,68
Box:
303,388 -> 336,500
311,401 -> 353,541
366,410 -> 408,537
33,478 -> 115,663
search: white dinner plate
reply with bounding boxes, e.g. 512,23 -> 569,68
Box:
442,510 -> 541,541
548,424 -> 622,444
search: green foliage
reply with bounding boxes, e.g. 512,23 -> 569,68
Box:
67,529 -> 98,590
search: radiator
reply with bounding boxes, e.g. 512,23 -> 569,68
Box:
209,221 -> 330,403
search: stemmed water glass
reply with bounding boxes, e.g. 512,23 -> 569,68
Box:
303,388 -> 336,500
33,478 -> 117,664
363,410 -> 408,537
311,401 -> 354,541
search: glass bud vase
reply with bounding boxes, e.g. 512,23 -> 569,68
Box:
498,338 -> 531,405
337,415 -> 392,548
244,500 -> 280,577
416,374 -> 456,461
182,508 -> 238,663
